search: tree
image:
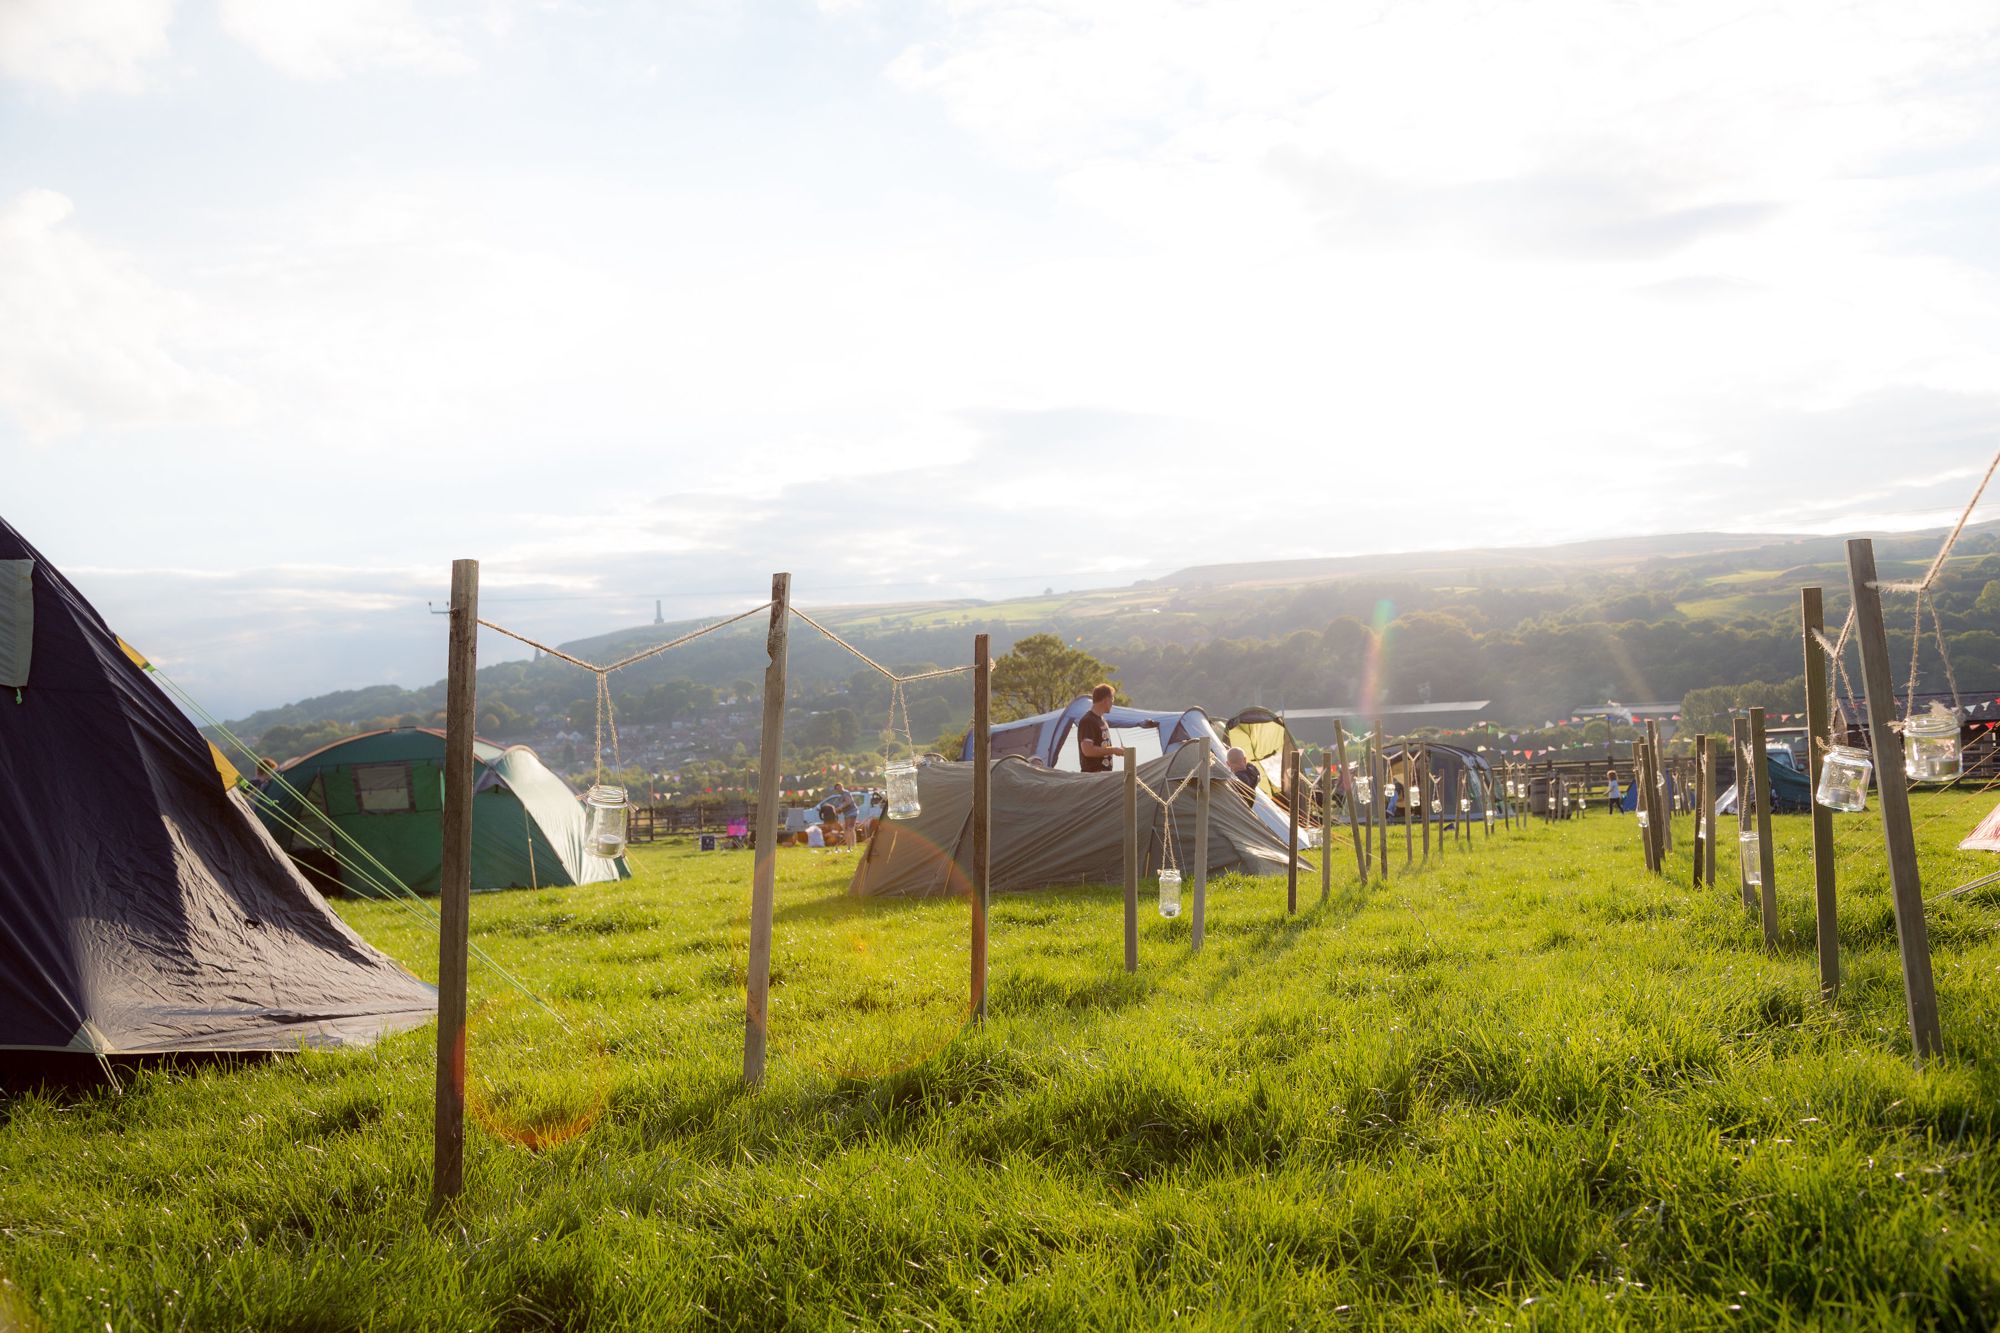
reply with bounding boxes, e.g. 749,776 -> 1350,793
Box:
990,633 -> 1122,721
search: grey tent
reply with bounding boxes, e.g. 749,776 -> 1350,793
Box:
0,516 -> 436,1060
849,752 -> 1302,899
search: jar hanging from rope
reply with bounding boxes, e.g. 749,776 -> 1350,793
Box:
1816,744 -> 1872,812
1739,829 -> 1762,887
885,760 -> 922,820
1353,773 -> 1373,807
1158,869 -> 1182,919
584,785 -> 629,859
1903,704 -> 1961,783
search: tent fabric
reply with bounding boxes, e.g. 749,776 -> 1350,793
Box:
0,558 -> 31,688
258,729 -> 629,896
1222,708 -> 1295,798
965,698 -> 1299,845
0,516 -> 436,1056
1385,743 -> 1494,817
1712,754 -> 1811,815
849,751 -> 1302,899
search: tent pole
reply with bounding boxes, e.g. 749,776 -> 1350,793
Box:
742,572 -> 791,1087
430,557 -> 478,1216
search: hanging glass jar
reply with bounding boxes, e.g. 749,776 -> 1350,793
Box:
1429,797 -> 1442,815
1158,869 -> 1182,919
1816,744 -> 1872,812
1903,705 -> 1961,783
1739,830 -> 1762,887
1353,774 -> 1374,806
885,760 -> 922,820
1637,808 -> 1650,831
584,784 -> 629,859
1459,796 -> 1471,815
1302,824 -> 1323,850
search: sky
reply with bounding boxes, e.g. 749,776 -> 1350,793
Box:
4,0 -> 2000,717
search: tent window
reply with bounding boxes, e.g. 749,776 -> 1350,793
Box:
352,763 -> 413,814
303,773 -> 330,815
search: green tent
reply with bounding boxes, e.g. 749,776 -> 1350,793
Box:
256,728 -> 629,896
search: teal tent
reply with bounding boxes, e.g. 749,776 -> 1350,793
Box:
256,728 -> 629,896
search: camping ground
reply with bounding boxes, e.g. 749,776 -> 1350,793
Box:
5,801 -> 2000,1329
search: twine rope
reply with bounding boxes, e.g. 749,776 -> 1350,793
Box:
478,601 -> 776,787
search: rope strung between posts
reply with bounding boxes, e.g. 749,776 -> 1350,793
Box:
1871,447 -> 2000,594
477,600 -> 774,787
787,605 -> 977,765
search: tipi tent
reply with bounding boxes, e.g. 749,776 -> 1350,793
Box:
0,517 -> 436,1057
849,750 -> 1302,899
257,730 -> 629,896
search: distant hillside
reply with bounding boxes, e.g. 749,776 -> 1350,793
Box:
224,520 -> 2000,747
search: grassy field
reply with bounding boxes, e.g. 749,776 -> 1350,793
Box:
7,797 -> 2000,1329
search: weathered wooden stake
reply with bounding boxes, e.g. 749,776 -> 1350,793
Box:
1847,538 -> 1943,1063
742,572 -> 791,1087
1335,720 -> 1366,886
970,633 -> 990,1023
1690,735 -> 1708,888
1748,705 -> 1780,950
1192,755 -> 1211,951
1319,758 -> 1333,904
430,557 -> 478,1215
1731,717 -> 1754,909
1801,587 -> 1839,999
1285,740 -> 1299,914
1419,745 -> 1432,864
1374,729 -> 1390,882
1701,732 -> 1718,889
1647,720 -> 1673,856
1401,744 -> 1414,868
1123,748 -> 1138,973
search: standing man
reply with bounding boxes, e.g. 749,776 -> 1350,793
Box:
1077,683 -> 1129,773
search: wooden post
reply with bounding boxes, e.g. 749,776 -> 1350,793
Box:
1123,748 -> 1138,973
742,573 -> 790,1087
1285,741 -> 1299,914
1319,759 -> 1333,903
1420,745 -> 1432,863
1847,538 -> 1943,1062
1748,706 -> 1780,951
430,557 -> 478,1214
1701,733 -> 1718,889
1192,755 -> 1210,951
1690,735 -> 1708,888
1647,720 -> 1672,855
1373,733 -> 1390,882
1401,744 -> 1414,868
1801,587 -> 1839,999
1643,739 -> 1666,872
970,633 -> 990,1023
1335,721 -> 1366,886
1731,717 -> 1754,908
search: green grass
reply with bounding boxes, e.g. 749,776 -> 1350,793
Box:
8,799 -> 2000,1329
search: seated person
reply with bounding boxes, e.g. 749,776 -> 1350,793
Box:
1224,746 -> 1261,807
805,823 -> 826,849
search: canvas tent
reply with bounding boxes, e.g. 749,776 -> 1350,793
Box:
1383,742 -> 1495,818
0,516 -> 436,1058
258,729 -> 629,896
963,698 -> 1300,844
849,749 -> 1303,899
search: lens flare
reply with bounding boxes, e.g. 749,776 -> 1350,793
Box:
1359,598 -> 1396,717
464,993 -> 611,1152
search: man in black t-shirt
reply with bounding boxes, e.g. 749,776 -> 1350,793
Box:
1076,683 -> 1129,773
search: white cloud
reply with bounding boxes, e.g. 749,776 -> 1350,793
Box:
216,0 -> 476,79
0,0 -> 174,95
0,189 -> 247,440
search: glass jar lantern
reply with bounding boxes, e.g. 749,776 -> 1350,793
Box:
885,760 -> 922,820
584,784 -> 629,859
1158,869 -> 1182,919
1302,825 -> 1323,850
1637,808 -> 1650,830
1458,797 -> 1471,815
1816,744 -> 1872,812
1739,830 -> 1762,887
1904,705 -> 1961,783
1353,775 -> 1374,806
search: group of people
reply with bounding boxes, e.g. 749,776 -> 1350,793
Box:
793,786 -> 876,850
